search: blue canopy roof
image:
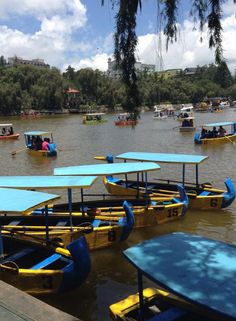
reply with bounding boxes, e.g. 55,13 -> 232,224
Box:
54,162 -> 160,176
0,188 -> 60,214
24,131 -> 52,136
0,176 -> 97,190
124,232 -> 236,320
116,152 -> 208,164
204,121 -> 235,127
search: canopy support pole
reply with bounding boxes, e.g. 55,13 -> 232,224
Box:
145,172 -> 148,206
68,188 -> 73,230
81,188 -> 84,215
45,205 -> 49,244
196,164 -> 199,187
137,173 -> 140,199
182,164 -> 185,186
0,227 -> 4,261
137,270 -> 144,321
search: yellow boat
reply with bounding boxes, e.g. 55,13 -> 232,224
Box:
53,162 -> 188,228
94,152 -> 235,210
0,187 -> 90,295
24,131 -> 57,157
0,176 -> 134,250
194,121 -> 236,144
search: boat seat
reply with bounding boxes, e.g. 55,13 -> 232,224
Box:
199,191 -> 211,196
8,220 -> 22,226
31,253 -> 61,270
55,220 -> 68,227
148,307 -> 187,321
92,220 -> 100,227
4,247 -> 35,262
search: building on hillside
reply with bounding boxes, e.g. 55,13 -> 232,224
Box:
107,58 -> 155,78
157,68 -> 182,79
183,67 -> 197,75
8,57 -> 50,68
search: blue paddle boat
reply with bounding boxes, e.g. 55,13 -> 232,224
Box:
94,152 -> 235,210
110,232 -> 236,320
0,187 -> 90,295
0,176 -> 134,251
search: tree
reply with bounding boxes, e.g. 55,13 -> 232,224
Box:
215,61 -> 233,88
102,0 -> 236,112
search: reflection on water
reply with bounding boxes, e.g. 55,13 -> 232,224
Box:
1,109 -> 236,320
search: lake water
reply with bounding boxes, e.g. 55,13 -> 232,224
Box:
1,109 -> 236,320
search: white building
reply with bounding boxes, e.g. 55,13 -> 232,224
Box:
107,58 -> 155,78
8,57 -> 50,68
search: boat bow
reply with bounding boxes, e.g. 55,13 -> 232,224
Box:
119,201 -> 135,242
175,184 -> 189,216
222,178 -> 235,208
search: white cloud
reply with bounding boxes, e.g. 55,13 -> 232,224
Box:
63,53 -> 110,72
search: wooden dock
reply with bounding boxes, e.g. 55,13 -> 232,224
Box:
0,281 -> 80,321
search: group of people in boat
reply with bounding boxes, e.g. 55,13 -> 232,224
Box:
1,127 -> 14,136
182,118 -> 193,127
30,136 -> 51,151
201,126 -> 227,139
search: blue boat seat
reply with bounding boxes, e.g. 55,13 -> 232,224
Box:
148,307 -> 186,321
200,191 -> 211,196
5,247 -> 35,262
8,220 -> 22,226
31,253 -> 61,270
92,220 -> 100,227
55,220 -> 68,227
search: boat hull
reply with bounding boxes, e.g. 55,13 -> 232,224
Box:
104,177 -> 235,210
0,133 -> 20,140
114,120 -> 138,126
82,120 -> 107,125
195,133 -> 236,144
179,127 -> 195,132
27,148 -> 57,157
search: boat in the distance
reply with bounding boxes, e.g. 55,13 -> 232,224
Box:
114,113 -> 138,126
0,123 -> 20,140
176,106 -> 196,131
110,232 -> 236,321
194,121 -> 236,145
24,131 -> 57,157
153,108 -> 167,120
82,113 -> 107,125
0,187 -> 90,295
94,152 -> 235,210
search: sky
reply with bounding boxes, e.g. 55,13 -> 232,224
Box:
0,0 -> 235,74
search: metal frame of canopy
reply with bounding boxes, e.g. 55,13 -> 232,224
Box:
0,187 -> 60,256
54,162 -> 161,204
116,152 -> 208,188
0,176 -> 97,229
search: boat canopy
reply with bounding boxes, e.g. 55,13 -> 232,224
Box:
24,131 -> 52,136
123,232 -> 236,320
204,121 -> 236,127
0,187 -> 60,215
54,162 -> 160,176
116,152 -> 208,165
180,106 -> 194,111
0,124 -> 13,127
85,113 -> 105,116
0,176 -> 97,190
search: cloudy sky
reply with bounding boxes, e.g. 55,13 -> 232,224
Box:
0,0 -> 235,73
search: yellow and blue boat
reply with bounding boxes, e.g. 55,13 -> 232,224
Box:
24,131 -> 57,157
0,176 -> 134,250
94,152 -> 235,210
0,187 -> 90,295
53,162 -> 188,227
110,232 -> 236,320
194,121 -> 236,144
82,113 -> 107,125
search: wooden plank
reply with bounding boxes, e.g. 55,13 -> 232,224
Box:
0,281 -> 80,321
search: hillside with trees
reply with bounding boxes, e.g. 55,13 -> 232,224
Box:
0,55 -> 235,116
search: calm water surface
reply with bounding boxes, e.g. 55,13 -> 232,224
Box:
1,109 -> 236,321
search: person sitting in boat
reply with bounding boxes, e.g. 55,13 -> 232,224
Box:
182,119 -> 190,127
35,136 -> 43,150
1,127 -> 6,135
7,127 -> 14,135
42,138 -> 50,151
201,128 -> 207,138
218,126 -> 226,137
212,126 -> 218,137
183,112 -> 189,118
